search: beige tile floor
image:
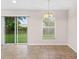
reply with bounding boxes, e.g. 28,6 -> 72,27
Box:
1,45 -> 77,59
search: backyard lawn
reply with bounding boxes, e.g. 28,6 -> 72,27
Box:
43,34 -> 55,39
18,33 -> 27,43
5,33 -> 27,43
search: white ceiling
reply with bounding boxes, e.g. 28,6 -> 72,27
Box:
1,0 -> 76,10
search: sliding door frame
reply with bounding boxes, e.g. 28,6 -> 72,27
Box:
2,16 -> 28,44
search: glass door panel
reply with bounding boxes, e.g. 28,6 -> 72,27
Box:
5,17 -> 15,43
17,17 -> 28,43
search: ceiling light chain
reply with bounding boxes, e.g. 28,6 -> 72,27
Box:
43,0 -> 55,20
48,0 -> 50,14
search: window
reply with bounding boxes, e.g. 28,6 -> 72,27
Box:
5,16 -> 28,43
42,16 -> 56,39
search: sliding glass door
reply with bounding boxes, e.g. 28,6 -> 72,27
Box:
5,16 -> 28,43
17,17 -> 28,43
5,17 -> 15,43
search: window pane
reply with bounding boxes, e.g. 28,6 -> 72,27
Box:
17,16 -> 28,43
5,17 -> 15,43
43,18 -> 55,26
43,28 -> 55,39
43,16 -> 56,39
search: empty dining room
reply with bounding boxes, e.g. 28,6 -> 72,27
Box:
1,0 -> 77,59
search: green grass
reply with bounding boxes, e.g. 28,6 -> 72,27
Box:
5,33 -> 27,43
5,34 -> 15,43
18,33 -> 27,43
43,34 -> 56,39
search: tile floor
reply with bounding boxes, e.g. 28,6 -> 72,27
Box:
1,45 -> 77,59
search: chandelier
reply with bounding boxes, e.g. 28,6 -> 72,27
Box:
43,0 -> 54,20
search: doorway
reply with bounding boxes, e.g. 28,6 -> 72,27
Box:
4,16 -> 28,44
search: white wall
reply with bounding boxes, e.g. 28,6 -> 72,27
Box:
1,10 -> 68,45
1,17 -> 5,44
68,8 -> 77,52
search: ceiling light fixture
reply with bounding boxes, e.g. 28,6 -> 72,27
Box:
12,0 -> 16,3
43,0 -> 55,20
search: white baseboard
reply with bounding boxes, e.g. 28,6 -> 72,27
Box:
68,44 -> 77,53
28,43 -> 67,45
